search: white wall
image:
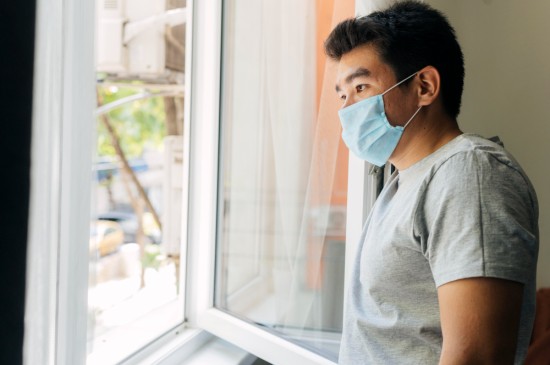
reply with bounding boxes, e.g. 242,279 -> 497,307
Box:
429,0 -> 550,288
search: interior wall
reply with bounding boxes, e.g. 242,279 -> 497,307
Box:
429,0 -> 550,288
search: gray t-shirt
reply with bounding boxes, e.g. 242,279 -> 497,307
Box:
339,134 -> 539,365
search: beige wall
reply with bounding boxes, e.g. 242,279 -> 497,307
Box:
429,0 -> 550,288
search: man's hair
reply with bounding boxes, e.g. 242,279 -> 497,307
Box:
325,1 -> 464,119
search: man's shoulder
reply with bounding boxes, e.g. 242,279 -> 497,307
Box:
420,133 -> 538,215
436,133 -> 510,163
401,133 -> 523,187
427,133 -> 527,182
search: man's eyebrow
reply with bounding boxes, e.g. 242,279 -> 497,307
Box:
335,67 -> 372,92
346,67 -> 372,83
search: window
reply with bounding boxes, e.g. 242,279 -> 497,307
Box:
87,1 -> 188,363
215,0 -> 350,361
26,0 -> 195,364
185,0 -> 361,364
26,0 -> 369,364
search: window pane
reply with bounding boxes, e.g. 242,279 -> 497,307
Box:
87,1 -> 187,363
216,0 -> 353,360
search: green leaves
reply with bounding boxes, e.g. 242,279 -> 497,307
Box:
97,85 -> 166,159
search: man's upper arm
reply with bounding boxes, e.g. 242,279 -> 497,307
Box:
416,148 -> 538,364
437,277 -> 523,365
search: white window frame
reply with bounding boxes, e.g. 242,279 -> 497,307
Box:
25,0 -> 209,364
25,0 -> 95,363
25,0 -> 376,363
185,1 -> 369,365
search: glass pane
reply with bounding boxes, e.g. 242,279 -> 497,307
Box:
87,1 -> 187,363
216,0 -> 354,361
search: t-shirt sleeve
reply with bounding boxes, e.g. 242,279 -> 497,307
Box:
414,150 -> 538,288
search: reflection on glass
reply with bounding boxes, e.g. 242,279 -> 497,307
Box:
87,0 -> 187,363
216,0 -> 353,361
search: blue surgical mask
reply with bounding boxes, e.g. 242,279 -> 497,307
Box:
338,72 -> 422,167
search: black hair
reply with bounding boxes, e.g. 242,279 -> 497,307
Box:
324,1 -> 464,119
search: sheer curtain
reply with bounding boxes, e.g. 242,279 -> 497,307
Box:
217,0 -> 354,359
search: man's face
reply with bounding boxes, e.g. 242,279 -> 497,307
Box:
335,44 -> 417,128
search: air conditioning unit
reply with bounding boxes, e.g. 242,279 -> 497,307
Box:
96,0 -> 186,78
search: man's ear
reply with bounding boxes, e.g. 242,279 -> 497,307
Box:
416,66 -> 440,107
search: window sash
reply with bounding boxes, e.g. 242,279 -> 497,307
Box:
26,0 -> 197,364
185,1 -> 368,364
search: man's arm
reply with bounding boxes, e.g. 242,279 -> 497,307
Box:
437,277 -> 523,365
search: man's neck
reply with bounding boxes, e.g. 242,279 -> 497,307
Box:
390,113 -> 462,171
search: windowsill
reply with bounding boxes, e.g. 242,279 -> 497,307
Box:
178,337 -> 251,365
113,326 -> 251,365
88,293 -> 183,364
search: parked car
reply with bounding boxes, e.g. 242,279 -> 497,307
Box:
97,210 -> 161,244
89,220 -> 124,257
97,211 -> 138,243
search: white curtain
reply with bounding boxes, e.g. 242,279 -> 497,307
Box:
221,0 -> 355,357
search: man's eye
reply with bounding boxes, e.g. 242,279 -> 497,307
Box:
339,94 -> 347,101
356,84 -> 367,92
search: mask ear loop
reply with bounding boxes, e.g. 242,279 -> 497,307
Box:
382,71 -> 418,96
403,106 -> 422,129
382,71 -> 422,129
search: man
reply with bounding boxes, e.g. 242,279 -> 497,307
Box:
324,1 -> 539,364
